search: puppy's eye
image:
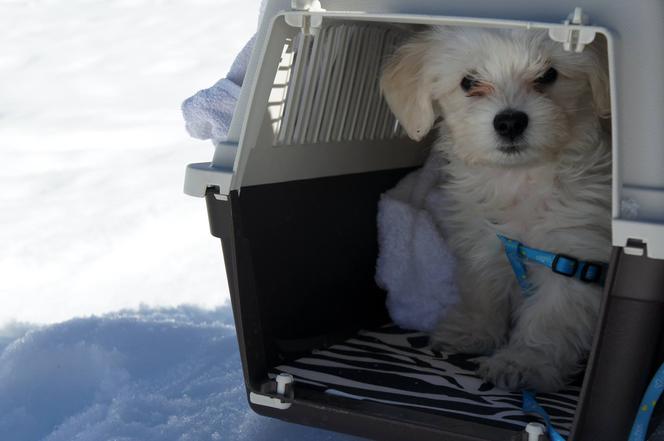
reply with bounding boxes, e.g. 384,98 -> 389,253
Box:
535,67 -> 558,85
460,76 -> 477,92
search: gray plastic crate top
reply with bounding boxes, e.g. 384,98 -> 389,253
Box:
184,0 -> 664,260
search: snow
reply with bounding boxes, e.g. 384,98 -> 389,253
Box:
0,0 -> 258,325
0,306 -> 363,441
0,1 -> 365,439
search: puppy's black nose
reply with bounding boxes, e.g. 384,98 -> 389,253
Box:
493,110 -> 529,140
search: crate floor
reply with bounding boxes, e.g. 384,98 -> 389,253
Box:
273,324 -> 580,435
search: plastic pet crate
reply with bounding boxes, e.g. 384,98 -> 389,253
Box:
184,1 -> 664,440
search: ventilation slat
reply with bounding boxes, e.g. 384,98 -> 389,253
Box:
358,28 -> 388,140
293,31 -> 325,144
321,28 -> 350,143
269,38 -> 295,139
273,23 -> 407,146
281,35 -> 313,144
306,26 -> 338,143
349,27 -> 379,141
335,27 -> 363,142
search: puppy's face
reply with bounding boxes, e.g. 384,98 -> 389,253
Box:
381,27 -> 610,167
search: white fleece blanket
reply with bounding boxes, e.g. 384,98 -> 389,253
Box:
375,151 -> 459,332
181,35 -> 255,144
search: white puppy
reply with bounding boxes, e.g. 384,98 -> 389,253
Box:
380,26 -> 612,392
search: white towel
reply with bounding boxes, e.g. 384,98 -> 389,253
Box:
181,35 -> 256,144
376,150 -> 459,332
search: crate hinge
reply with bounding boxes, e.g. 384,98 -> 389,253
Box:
548,7 -> 597,52
285,0 -> 325,36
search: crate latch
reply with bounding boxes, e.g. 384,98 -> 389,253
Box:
624,238 -> 648,257
184,162 -> 234,198
548,7 -> 597,52
285,0 -> 325,36
249,374 -> 294,410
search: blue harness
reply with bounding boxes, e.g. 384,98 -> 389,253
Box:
497,235 -> 608,295
629,360 -> 664,441
498,235 -> 608,439
522,391 -> 567,441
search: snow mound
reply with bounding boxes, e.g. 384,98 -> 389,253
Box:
0,306 -> 364,441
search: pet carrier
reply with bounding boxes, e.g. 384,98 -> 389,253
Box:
184,1 -> 664,439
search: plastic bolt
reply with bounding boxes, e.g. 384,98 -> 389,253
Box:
525,423 -> 545,441
276,373 -> 294,395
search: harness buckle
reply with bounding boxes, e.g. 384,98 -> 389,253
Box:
579,262 -> 604,283
551,254 -> 579,277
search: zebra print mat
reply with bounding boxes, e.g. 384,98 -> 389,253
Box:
273,324 -> 580,435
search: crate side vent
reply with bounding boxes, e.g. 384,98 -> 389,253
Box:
269,23 -> 408,146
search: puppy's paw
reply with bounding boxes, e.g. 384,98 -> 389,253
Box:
476,349 -> 565,392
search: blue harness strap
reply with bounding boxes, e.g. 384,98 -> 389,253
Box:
628,360 -> 664,441
499,235 -> 608,439
497,235 -> 608,296
522,391 -> 567,441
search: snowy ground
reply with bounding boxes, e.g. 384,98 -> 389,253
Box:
0,306 -> 363,441
0,1 -> 364,439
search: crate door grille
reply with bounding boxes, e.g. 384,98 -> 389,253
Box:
271,24 -> 407,146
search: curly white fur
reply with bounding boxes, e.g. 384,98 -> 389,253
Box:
380,26 -> 611,392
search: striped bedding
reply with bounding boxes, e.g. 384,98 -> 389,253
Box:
273,324 -> 580,435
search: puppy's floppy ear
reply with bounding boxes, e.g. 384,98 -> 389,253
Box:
380,33 -> 437,141
585,38 -> 611,118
